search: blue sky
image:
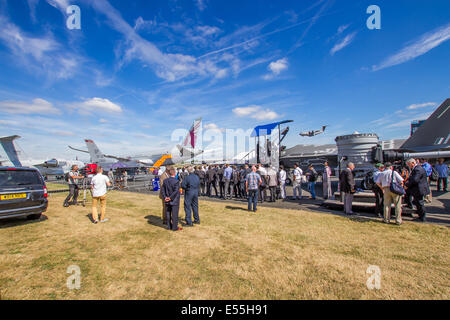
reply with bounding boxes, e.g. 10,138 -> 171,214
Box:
0,0 -> 449,160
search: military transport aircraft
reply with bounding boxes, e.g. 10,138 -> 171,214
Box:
299,125 -> 328,137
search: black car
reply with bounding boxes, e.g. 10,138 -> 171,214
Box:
0,167 -> 48,220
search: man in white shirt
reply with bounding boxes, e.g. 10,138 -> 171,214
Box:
91,166 -> 112,224
375,162 -> 404,225
279,165 -> 287,199
322,161 -> 333,199
292,163 -> 303,200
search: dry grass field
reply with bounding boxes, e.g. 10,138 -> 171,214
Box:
0,190 -> 448,300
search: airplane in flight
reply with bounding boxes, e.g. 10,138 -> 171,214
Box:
0,135 -> 85,177
68,118 -> 204,170
299,125 -> 328,137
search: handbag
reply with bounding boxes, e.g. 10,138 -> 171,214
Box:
390,169 -> 406,196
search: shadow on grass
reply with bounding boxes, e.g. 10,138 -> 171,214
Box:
144,215 -> 167,229
225,205 -> 248,211
0,214 -> 48,229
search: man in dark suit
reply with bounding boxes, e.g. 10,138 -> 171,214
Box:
405,158 -> 428,222
161,167 -> 182,231
159,167 -> 171,224
232,165 -> 241,198
194,166 -> 205,196
217,165 -> 225,198
339,162 -> 356,215
182,166 -> 200,226
240,165 -> 250,198
206,165 -> 218,197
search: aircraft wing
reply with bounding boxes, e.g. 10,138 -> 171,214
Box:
176,144 -> 204,157
69,145 -> 90,154
69,145 -> 136,162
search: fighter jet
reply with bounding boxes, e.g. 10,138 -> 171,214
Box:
69,118 -> 204,169
300,125 -> 328,137
0,135 -> 84,176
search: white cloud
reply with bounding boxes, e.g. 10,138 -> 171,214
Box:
51,130 -> 75,137
70,98 -> 123,114
0,120 -> 20,126
134,16 -> 155,32
406,102 -> 437,110
330,32 -> 357,55
195,0 -> 207,11
204,123 -> 220,130
263,58 -> 288,80
0,16 -> 57,60
89,0 -> 231,82
45,0 -> 70,10
214,68 -> 228,79
373,23 -> 450,71
232,105 -> 280,121
337,24 -> 349,35
0,98 -> 60,115
0,14 -> 81,80
268,58 -> 288,75
196,25 -> 220,37
385,111 -> 433,129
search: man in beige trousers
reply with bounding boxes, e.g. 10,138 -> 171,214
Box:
375,162 -> 404,225
91,166 -> 112,224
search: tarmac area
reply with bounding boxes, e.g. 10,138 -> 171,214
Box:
117,177 -> 450,227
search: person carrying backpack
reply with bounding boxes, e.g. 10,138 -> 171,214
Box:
305,165 -> 318,200
63,165 -> 84,207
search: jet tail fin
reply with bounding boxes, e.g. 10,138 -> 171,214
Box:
0,135 -> 22,167
183,118 -> 202,149
84,139 -> 107,163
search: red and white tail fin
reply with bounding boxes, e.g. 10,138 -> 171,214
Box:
183,118 -> 202,149
85,139 -> 107,163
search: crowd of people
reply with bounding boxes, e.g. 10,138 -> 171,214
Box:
157,162 -> 333,231
340,158 -> 448,225
61,157 -> 448,230
172,162 -> 331,203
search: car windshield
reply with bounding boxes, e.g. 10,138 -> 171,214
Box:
0,170 -> 42,187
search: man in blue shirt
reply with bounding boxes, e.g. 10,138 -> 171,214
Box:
420,159 -> 433,203
435,158 -> 448,192
246,165 -> 262,212
223,164 -> 233,199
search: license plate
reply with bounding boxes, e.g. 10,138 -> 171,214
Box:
0,193 -> 27,200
